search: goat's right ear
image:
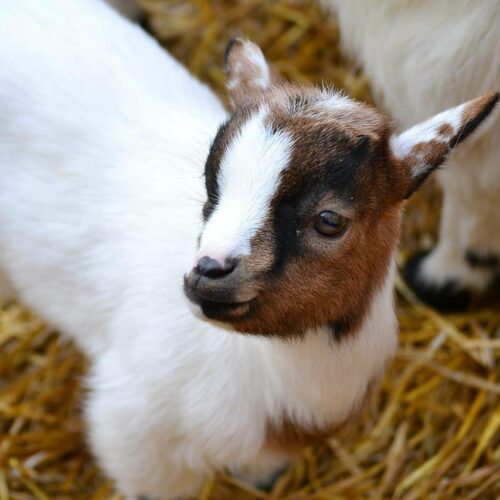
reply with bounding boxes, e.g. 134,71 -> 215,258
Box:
390,91 -> 499,199
224,38 -> 279,109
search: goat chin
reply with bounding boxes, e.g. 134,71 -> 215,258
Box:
322,0 -> 500,308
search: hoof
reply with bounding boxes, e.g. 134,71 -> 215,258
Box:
403,251 -> 471,311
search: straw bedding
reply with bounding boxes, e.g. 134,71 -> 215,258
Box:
1,1 -> 499,498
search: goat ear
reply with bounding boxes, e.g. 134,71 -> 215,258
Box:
224,38 -> 278,108
390,91 -> 499,199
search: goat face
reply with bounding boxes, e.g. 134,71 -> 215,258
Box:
184,39 -> 499,338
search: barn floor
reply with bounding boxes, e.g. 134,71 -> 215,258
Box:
1,1 -> 499,498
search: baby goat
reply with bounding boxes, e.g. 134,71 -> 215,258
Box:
322,0 -> 500,309
0,0 -> 497,498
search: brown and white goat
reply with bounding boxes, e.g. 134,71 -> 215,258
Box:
0,0 -> 497,496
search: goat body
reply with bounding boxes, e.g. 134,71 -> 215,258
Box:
0,1 -> 395,496
0,1 -> 497,498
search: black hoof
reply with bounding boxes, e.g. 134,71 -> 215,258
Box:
403,250 -> 471,311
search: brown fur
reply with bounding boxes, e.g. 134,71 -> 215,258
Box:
188,42 -> 499,457
221,85 -> 402,338
395,137 -> 450,199
195,45 -> 497,339
188,80 -> 405,339
437,122 -> 453,138
196,40 -> 487,339
230,206 -> 400,338
460,91 -> 498,126
408,140 -> 449,169
452,91 -> 499,145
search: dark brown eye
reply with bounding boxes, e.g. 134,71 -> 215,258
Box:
313,211 -> 348,237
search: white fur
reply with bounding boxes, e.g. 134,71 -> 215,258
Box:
0,1 -> 398,498
323,0 -> 500,292
0,0 -> 225,356
247,47 -> 271,89
198,108 -> 292,263
86,268 -> 397,498
319,93 -> 355,112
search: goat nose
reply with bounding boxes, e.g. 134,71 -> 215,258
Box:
196,256 -> 237,278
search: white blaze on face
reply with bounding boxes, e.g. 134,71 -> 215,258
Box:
197,108 -> 293,264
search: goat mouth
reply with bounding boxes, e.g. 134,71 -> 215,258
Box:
197,297 -> 255,321
183,281 -> 257,322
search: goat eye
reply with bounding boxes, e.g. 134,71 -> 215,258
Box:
313,211 -> 348,237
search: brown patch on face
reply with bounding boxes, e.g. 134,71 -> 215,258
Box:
194,83 -> 409,339
229,206 -> 400,338
217,87 -> 402,339
264,375 -> 380,453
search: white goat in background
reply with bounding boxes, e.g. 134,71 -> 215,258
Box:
323,0 -> 500,309
0,0 -> 498,498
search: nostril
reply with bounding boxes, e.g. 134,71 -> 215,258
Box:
197,256 -> 236,278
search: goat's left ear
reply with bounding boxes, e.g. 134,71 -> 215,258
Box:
390,91 -> 499,199
224,38 -> 279,108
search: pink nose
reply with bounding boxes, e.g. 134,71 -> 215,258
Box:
196,256 -> 237,278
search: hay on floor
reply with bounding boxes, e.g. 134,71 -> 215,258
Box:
1,1 -> 499,498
